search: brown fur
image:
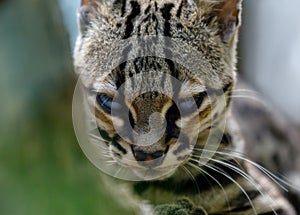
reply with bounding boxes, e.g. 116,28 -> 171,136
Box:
74,1 -> 296,214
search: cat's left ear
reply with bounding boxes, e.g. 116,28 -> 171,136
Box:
78,0 -> 100,34
204,0 -> 242,44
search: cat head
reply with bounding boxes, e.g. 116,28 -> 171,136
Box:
73,0 -> 242,180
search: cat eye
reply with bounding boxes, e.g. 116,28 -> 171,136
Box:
179,92 -> 206,114
96,94 -> 122,113
193,92 -> 206,108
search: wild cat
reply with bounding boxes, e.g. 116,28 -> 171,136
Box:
73,0 -> 296,214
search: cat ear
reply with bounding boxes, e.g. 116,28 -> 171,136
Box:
204,0 -> 242,43
78,0 -> 100,34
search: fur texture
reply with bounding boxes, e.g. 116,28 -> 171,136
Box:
74,1 -> 296,214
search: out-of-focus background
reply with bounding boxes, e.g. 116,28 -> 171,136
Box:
240,0 -> 300,123
0,1 -> 130,214
0,0 -> 299,215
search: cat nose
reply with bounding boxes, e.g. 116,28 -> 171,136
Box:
133,150 -> 164,162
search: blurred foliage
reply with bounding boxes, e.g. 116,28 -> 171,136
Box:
0,0 -> 130,214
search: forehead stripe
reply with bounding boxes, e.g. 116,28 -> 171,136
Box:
123,1 -> 141,39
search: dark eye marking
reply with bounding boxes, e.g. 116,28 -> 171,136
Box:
94,127 -> 127,155
112,136 -> 127,154
193,92 -> 207,108
165,102 -> 180,143
206,82 -> 233,96
97,127 -> 112,142
222,82 -> 233,93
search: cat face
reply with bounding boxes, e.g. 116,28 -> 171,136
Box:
91,68 -> 215,180
74,0 -> 241,180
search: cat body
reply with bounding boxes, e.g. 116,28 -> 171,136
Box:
73,0 -> 296,214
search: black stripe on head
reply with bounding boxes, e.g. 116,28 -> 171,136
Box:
160,3 -> 174,36
113,0 -> 127,17
144,5 -> 151,15
165,59 -> 179,80
161,3 -> 178,86
113,43 -> 133,89
113,66 -> 126,89
176,0 -> 184,17
123,1 -> 141,39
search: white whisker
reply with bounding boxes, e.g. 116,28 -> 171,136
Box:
105,161 -> 117,166
194,147 -> 299,192
181,165 -> 201,196
189,157 -> 258,215
195,156 -> 279,215
186,162 -> 231,212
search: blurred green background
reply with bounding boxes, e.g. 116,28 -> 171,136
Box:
1,1 -> 299,215
0,1 -> 130,214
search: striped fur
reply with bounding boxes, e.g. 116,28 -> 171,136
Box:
74,0 -> 296,214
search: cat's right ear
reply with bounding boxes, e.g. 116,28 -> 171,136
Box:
78,0 -> 99,34
202,0 -> 242,44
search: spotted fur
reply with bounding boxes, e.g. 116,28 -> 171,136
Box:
74,0 -> 296,214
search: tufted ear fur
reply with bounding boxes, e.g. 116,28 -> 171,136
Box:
78,0 -> 100,34
203,0 -> 242,44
